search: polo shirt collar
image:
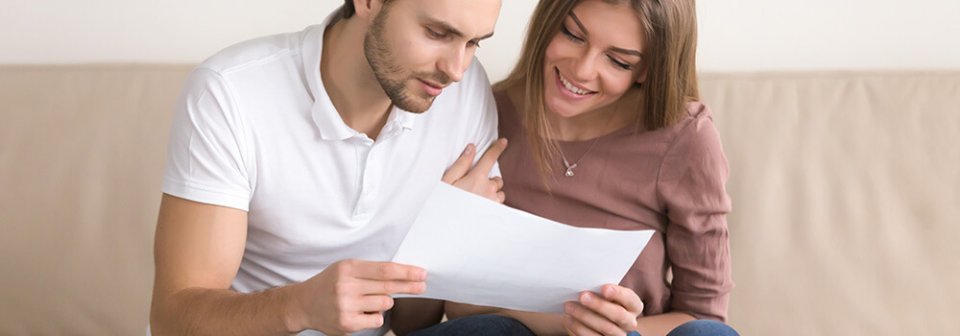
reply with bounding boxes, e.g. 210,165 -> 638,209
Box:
302,8 -> 420,141
302,10 -> 355,141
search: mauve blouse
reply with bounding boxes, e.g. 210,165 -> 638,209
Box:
495,92 -> 734,321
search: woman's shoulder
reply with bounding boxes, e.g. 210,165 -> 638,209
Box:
493,88 -> 523,131
493,89 -> 521,140
492,88 -> 519,112
644,100 -> 717,143
665,100 -> 719,135
663,100 -> 726,164
682,100 -> 713,122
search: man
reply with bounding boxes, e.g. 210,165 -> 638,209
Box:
149,0 -> 504,335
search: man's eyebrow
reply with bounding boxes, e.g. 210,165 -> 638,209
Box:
426,17 -> 495,41
570,13 -> 642,58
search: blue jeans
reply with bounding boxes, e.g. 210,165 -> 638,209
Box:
408,315 -> 534,336
408,315 -> 739,336
666,320 -> 740,336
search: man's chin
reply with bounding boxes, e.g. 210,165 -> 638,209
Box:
394,96 -> 436,113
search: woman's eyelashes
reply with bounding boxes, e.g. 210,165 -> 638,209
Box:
560,25 -> 585,43
610,57 -> 632,70
561,25 -> 633,71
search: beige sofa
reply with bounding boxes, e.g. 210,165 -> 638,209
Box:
1,65 -> 958,335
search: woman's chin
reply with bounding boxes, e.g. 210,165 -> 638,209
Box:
545,98 -> 582,119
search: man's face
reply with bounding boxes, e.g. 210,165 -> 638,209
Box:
364,0 -> 501,113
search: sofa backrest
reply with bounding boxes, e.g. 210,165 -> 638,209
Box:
1,66 -> 958,335
1,65 -> 189,335
701,72 -> 960,335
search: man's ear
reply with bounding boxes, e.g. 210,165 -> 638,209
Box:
352,0 -> 386,20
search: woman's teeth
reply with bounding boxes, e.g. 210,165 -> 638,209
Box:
559,73 -> 593,96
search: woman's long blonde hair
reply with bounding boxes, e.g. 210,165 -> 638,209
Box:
495,0 -> 700,176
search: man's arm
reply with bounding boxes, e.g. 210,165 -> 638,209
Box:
150,194 -> 429,336
150,194 -> 301,336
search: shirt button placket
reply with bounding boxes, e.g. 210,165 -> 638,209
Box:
354,138 -> 379,218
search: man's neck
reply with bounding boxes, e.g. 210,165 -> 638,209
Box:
320,18 -> 393,140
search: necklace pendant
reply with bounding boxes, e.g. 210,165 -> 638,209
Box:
562,159 -> 578,177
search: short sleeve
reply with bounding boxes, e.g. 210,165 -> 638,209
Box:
162,67 -> 253,211
656,106 -> 734,321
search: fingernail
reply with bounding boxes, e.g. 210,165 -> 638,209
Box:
465,144 -> 475,155
581,292 -> 592,303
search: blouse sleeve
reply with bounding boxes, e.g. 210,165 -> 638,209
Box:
656,105 -> 734,321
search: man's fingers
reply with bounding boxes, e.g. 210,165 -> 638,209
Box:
468,138 -> 507,178
343,312 -> 386,333
442,144 -> 476,183
350,294 -> 396,312
353,278 -> 426,295
348,261 -> 427,282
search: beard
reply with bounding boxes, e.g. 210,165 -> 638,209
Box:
363,7 -> 451,113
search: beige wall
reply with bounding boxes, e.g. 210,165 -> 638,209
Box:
2,0 -> 958,79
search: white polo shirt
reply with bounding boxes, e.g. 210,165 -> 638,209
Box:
161,12 -> 498,336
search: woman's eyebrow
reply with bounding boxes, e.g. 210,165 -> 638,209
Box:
570,13 -> 642,58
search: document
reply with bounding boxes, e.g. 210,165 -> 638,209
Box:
392,183 -> 653,312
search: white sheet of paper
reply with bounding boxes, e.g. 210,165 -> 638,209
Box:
392,183 -> 653,313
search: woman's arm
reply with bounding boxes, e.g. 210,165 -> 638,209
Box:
657,112 -> 734,321
634,312 -> 695,336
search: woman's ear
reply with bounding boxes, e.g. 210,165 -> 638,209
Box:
635,65 -> 649,86
633,72 -> 648,89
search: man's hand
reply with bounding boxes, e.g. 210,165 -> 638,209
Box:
563,284 -> 644,336
442,138 -> 508,203
289,260 -> 428,335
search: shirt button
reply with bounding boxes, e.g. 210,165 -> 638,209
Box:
356,207 -> 371,216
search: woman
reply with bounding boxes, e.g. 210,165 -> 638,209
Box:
398,1 -> 738,335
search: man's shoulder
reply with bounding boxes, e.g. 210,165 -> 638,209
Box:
459,58 -> 491,90
197,26 -> 317,75
438,58 -> 492,104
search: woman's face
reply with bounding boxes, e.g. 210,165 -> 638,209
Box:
542,0 -> 646,119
